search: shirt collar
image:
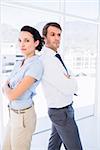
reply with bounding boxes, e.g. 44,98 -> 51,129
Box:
42,46 -> 57,56
23,55 -> 38,64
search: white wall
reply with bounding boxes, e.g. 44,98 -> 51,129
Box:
95,23 -> 100,150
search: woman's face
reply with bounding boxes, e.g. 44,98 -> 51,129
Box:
18,31 -> 39,58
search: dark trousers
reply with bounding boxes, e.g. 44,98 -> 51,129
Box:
48,105 -> 83,150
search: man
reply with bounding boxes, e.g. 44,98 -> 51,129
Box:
40,22 -> 83,150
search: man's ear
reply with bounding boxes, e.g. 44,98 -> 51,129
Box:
43,36 -> 46,43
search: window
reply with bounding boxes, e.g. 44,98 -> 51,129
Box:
0,0 -> 99,135
65,0 -> 98,19
64,20 -> 97,111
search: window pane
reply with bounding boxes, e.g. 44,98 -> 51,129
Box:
12,1 -> 60,11
63,19 -> 97,108
65,0 -> 99,19
2,0 -> 60,11
1,4 -> 61,30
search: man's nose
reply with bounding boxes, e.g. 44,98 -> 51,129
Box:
55,35 -> 60,40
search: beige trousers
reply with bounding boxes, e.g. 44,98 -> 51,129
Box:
2,105 -> 36,150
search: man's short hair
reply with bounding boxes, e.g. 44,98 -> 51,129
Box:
42,22 -> 62,37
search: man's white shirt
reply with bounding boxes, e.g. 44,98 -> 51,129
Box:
40,46 -> 78,108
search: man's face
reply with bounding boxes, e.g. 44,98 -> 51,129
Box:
44,26 -> 62,52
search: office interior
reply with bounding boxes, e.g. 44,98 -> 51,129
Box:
0,0 -> 100,149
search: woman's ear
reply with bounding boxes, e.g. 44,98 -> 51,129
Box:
35,40 -> 39,47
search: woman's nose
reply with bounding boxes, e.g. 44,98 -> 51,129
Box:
20,42 -> 25,47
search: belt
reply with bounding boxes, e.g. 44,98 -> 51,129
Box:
49,102 -> 73,110
8,105 -> 32,114
59,103 -> 72,109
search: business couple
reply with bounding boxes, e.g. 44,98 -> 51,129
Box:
2,22 -> 83,150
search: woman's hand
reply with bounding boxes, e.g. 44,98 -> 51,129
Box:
3,76 -> 36,101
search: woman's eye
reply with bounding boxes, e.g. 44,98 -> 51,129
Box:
18,38 -> 30,43
24,39 -> 30,42
26,40 -> 29,42
18,39 -> 21,42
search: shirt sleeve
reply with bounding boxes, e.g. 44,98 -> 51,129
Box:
25,61 -> 43,81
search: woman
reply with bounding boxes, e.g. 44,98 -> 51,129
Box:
2,25 -> 44,150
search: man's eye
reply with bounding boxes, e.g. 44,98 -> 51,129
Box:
51,33 -> 55,36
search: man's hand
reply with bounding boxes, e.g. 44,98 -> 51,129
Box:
2,81 -> 11,94
64,73 -> 70,79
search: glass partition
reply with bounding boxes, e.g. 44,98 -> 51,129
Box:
0,0 -> 99,134
63,19 -> 97,109
65,0 -> 99,19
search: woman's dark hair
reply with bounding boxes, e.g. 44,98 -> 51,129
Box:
21,25 -> 44,51
42,22 -> 62,37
